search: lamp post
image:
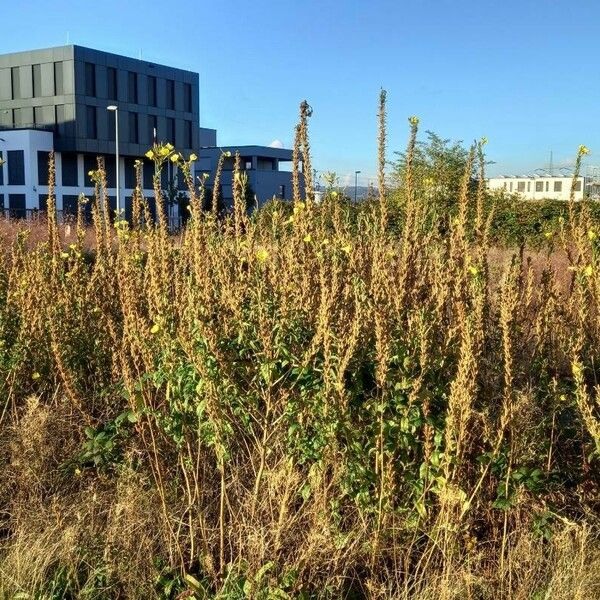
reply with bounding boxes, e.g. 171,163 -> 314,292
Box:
354,170 -> 361,203
106,105 -> 120,218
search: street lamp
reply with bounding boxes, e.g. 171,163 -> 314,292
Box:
354,170 -> 361,203
106,105 -> 120,218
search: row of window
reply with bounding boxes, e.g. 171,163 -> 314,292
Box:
0,193 -> 169,223
502,180 -> 582,193
9,62 -> 66,98
84,106 -> 193,146
84,62 -> 193,111
6,61 -> 193,113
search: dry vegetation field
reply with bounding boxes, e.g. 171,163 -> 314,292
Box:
0,97 -> 599,599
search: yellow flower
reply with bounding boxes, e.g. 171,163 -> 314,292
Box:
165,143 -> 174,151
160,146 -> 170,157
87,170 -> 95,177
303,234 -> 312,243
31,372 -> 41,380
223,151 -> 232,158
331,191 -> 338,197
583,265 -> 593,277
544,231 -> 553,239
467,265 -> 478,276
170,153 -> 180,163
408,115 -> 420,126
189,153 -> 198,161
150,323 -> 160,334
588,229 -> 596,241
579,145 -> 590,156
321,238 -> 330,245
256,248 -> 269,262
202,173 -> 210,180
60,252 -> 69,259
572,362 -> 582,377
341,244 -> 352,254
145,150 -> 155,160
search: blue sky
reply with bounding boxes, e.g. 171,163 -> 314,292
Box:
2,0 -> 599,186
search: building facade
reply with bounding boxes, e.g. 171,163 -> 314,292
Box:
196,145 -> 300,208
487,175 -> 585,201
0,44 -> 199,219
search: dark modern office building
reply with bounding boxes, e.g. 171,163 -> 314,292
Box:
0,44 -> 299,220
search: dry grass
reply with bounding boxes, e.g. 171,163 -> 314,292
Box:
0,100 -> 599,599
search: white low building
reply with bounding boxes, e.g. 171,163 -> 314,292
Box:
487,175 -> 585,201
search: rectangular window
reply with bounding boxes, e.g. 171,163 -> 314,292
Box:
107,109 -> 116,141
554,181 -> 562,192
128,71 -> 138,103
184,82 -> 192,112
37,151 -> 49,185
61,152 -> 79,186
574,180 -> 582,192
32,64 -> 42,97
535,181 -> 543,192
129,112 -> 139,144
124,157 -> 136,188
62,194 -> 78,217
107,67 -> 118,100
148,76 -> 157,107
7,150 -> 25,185
11,67 -> 20,99
84,155 -> 97,186
166,117 -> 175,144
86,105 -> 97,139
143,161 -> 154,189
166,79 -> 175,109
54,62 -> 63,95
148,114 -> 157,144
278,185 -> 286,199
517,181 -> 526,192
545,181 -> 549,192
509,182 -> 513,192
39,194 -> 48,212
184,120 -> 192,148
0,195 -> 4,212
527,181 -> 531,192
8,194 -> 26,219
85,62 -> 96,96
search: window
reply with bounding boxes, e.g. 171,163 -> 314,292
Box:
554,181 -> 562,192
62,195 -> 79,217
0,151 -> 3,185
61,152 -> 78,187
503,182 -> 507,190
574,180 -> 582,192
147,114 -> 157,145
535,181 -> 543,192
124,157 -> 137,189
129,112 -> 139,144
8,194 -> 26,219
38,151 -> 49,185
184,120 -> 192,148
84,62 -> 96,96
86,105 -> 97,139
11,67 -> 20,100
509,182 -> 513,192
166,79 -> 175,109
148,76 -> 157,107
527,181 -> 531,192
32,64 -> 42,97
107,67 -> 118,100
128,71 -> 138,103
166,117 -> 175,144
107,109 -> 116,141
7,150 -> 25,185
184,82 -> 192,112
38,194 -> 48,212
517,181 -> 526,192
545,181 -> 549,192
54,62 -> 64,95
278,185 -> 286,199
84,155 -> 97,186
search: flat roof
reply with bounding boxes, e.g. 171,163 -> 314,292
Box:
200,145 -> 294,160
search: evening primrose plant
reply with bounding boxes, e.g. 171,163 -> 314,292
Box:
0,97 -> 598,600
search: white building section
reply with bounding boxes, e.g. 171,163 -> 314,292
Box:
487,175 -> 585,201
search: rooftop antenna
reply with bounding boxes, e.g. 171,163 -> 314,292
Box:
549,150 -> 554,176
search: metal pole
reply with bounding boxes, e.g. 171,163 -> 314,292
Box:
354,170 -> 361,203
115,108 -> 120,218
